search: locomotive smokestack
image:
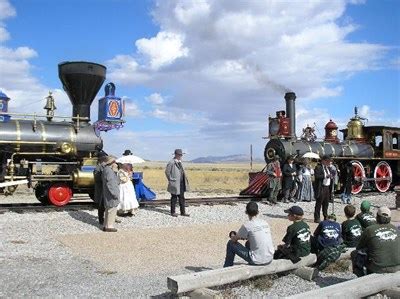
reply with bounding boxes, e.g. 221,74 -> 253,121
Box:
284,92 -> 296,138
58,61 -> 106,124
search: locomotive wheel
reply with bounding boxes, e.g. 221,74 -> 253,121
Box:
374,161 -> 392,193
48,183 -> 73,206
35,184 -> 49,204
351,161 -> 365,194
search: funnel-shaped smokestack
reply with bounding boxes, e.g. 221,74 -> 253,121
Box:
58,61 -> 106,123
284,92 -> 296,137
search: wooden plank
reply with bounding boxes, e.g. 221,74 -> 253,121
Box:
287,272 -> 400,299
167,254 -> 317,294
167,248 -> 354,294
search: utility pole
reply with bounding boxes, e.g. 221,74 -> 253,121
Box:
250,144 -> 253,171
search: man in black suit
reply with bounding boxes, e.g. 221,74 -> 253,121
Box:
282,156 -> 297,203
314,155 -> 332,223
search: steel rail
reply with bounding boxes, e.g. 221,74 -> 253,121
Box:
0,195 -> 257,213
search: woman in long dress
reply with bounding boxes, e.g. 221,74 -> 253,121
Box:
297,159 -> 315,202
117,163 -> 139,216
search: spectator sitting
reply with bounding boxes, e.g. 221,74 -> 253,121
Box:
223,202 -> 274,267
341,204 -> 362,247
274,205 -> 311,263
356,200 -> 377,229
312,213 -> 341,254
351,206 -> 400,277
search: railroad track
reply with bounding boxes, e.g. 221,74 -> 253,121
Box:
0,195 -> 256,213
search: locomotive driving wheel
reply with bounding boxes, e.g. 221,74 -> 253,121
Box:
351,160 -> 365,194
374,161 -> 392,193
48,183 -> 73,206
34,183 -> 49,204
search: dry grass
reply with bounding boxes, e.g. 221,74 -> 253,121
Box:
322,258 -> 352,273
134,162 -> 265,194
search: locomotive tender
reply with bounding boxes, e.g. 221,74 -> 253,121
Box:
0,61 -> 124,205
264,92 -> 400,193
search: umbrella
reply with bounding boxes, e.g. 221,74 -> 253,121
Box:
116,155 -> 145,164
302,152 -> 320,159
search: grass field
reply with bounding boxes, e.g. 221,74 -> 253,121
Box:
134,162 -> 265,194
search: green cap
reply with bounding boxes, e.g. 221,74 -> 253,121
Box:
360,200 -> 371,212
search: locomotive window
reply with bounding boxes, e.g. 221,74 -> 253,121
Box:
393,133 -> 399,150
375,135 -> 382,148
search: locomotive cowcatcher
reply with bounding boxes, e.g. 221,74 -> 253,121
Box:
0,61 -> 124,206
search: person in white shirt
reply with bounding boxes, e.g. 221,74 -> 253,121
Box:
223,202 -> 275,267
314,155 -> 332,223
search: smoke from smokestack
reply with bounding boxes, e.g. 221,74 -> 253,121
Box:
241,62 -> 292,94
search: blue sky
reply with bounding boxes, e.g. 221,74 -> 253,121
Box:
0,0 -> 399,161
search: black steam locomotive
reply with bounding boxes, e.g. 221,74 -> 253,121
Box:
263,92 -> 400,193
0,61 -> 124,205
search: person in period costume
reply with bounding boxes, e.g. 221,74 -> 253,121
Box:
313,155 -> 332,223
282,156 -> 297,203
297,158 -> 315,202
351,207 -> 400,276
340,162 -> 354,204
117,163 -> 139,216
224,202 -> 274,267
93,152 -> 108,225
265,155 -> 282,204
102,155 -> 120,232
122,149 -> 133,156
165,149 -> 190,217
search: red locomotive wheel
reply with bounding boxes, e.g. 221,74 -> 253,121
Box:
48,183 -> 73,206
351,161 -> 365,194
374,161 -> 392,193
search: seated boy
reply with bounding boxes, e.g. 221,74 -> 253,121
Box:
356,200 -> 377,229
341,204 -> 362,247
274,206 -> 311,263
312,213 -> 341,253
223,202 -> 274,267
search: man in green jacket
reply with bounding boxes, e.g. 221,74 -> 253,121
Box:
351,206 -> 400,276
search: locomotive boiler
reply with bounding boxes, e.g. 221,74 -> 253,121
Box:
263,92 -> 400,194
0,61 -> 124,205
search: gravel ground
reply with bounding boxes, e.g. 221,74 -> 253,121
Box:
0,191 -> 398,298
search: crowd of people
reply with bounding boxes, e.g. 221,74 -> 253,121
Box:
224,201 -> 400,277
265,154 -> 354,223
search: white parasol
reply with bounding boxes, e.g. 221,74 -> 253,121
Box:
302,152 -> 320,159
116,155 -> 145,164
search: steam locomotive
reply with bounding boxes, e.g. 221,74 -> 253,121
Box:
263,92 -> 400,194
0,61 -> 124,205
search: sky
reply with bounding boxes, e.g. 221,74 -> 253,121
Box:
0,0 -> 399,161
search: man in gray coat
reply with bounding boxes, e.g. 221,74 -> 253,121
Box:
102,155 -> 120,232
93,153 -> 107,225
165,149 -> 190,217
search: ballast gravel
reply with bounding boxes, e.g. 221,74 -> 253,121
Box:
0,192 -> 397,298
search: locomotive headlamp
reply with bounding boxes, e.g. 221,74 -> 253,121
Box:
267,148 -> 276,160
60,142 -> 74,154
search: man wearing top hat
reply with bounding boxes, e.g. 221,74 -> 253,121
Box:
122,149 -> 133,156
165,149 -> 190,217
314,155 -> 333,223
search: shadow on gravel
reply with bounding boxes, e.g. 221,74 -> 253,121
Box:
151,292 -> 176,299
263,213 -> 287,219
185,266 -> 213,272
68,210 -> 100,228
141,206 -> 171,216
314,276 -> 350,288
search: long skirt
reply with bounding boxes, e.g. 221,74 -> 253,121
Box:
118,181 -> 139,212
298,175 -> 315,202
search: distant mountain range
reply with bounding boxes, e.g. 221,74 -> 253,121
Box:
190,154 -> 264,163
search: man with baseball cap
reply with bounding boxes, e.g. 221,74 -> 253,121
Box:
356,200 -> 377,229
274,206 -> 311,262
165,149 -> 190,217
351,206 -> 400,276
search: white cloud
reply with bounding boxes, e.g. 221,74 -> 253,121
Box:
146,92 -> 165,105
136,31 -> 189,70
0,0 -> 16,42
123,96 -> 142,117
